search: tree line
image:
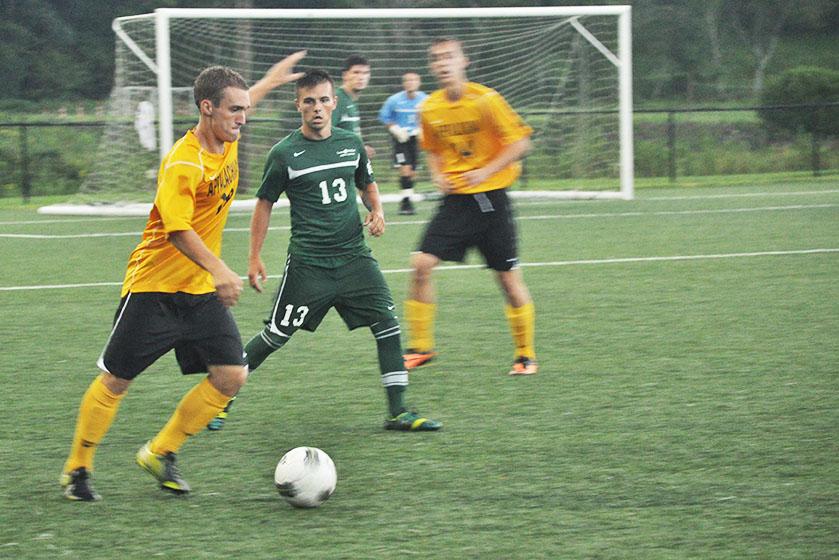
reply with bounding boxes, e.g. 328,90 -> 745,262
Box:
1,0 -> 837,103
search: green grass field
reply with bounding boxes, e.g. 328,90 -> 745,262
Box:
0,180 -> 837,559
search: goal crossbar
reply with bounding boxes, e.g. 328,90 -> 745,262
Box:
151,7 -> 631,19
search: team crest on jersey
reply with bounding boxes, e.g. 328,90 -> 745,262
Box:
336,148 -> 357,158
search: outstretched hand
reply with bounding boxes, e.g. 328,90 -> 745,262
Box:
262,50 -> 307,88
249,51 -> 308,108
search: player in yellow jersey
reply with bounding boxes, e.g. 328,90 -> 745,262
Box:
403,38 -> 538,376
60,51 -> 306,501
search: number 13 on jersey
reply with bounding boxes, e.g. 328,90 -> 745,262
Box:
319,178 -> 348,204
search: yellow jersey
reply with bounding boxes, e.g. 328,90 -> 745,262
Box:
121,129 -> 239,296
419,82 -> 532,194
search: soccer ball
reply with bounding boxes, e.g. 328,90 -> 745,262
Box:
274,447 -> 337,508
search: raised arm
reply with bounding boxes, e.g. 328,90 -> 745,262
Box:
248,50 -> 307,111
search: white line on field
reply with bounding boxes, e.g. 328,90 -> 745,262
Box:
2,248 -> 836,292
0,216 -> 141,226
643,189 -> 839,201
1,204 -> 836,239
1,188 -> 837,228
520,203 -> 838,221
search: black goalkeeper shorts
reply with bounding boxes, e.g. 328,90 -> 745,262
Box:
417,188 -> 519,271
392,136 -> 419,170
98,292 -> 245,379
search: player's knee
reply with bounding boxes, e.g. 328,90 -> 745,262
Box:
208,364 -> 248,396
100,371 -> 131,395
230,366 -> 248,390
411,252 -> 437,278
496,269 -> 531,305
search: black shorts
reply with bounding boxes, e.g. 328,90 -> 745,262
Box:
98,292 -> 245,380
419,189 -> 518,272
418,189 -> 519,271
393,136 -> 419,170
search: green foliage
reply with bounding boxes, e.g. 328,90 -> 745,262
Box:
759,66 -> 839,136
1,1 -> 838,103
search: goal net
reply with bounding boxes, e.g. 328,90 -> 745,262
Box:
69,6 -> 633,212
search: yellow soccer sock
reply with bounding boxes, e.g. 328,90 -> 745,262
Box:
505,302 -> 536,360
404,299 -> 436,352
64,374 -> 125,473
150,377 -> 230,455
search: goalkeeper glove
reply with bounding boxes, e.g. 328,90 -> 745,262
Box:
389,125 -> 410,143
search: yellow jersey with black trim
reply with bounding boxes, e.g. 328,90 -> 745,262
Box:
419,82 -> 532,194
120,129 -> 239,296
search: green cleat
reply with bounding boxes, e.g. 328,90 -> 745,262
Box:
207,396 -> 236,432
384,410 -> 442,431
60,467 -> 101,502
136,442 -> 191,495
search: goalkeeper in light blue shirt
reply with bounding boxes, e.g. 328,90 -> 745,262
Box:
378,72 -> 427,215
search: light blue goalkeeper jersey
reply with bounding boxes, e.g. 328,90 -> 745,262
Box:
377,90 -> 427,136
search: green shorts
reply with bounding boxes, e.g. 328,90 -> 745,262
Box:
264,253 -> 397,338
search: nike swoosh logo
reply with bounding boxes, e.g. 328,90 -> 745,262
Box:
293,150 -> 305,157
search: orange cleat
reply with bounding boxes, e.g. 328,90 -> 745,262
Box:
403,349 -> 437,370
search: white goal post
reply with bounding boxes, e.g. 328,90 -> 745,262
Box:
46,6 -> 633,215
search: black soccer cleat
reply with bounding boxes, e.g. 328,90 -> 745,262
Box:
60,467 -> 101,502
398,197 -> 416,215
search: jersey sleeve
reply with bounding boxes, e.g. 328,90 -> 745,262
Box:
355,137 -> 375,188
483,91 -> 533,145
255,147 -> 288,202
378,95 -> 396,125
154,161 -> 203,233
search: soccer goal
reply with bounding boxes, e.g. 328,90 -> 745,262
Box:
49,6 -> 633,215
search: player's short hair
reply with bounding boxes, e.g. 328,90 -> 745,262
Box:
429,37 -> 464,51
193,66 -> 248,108
342,54 -> 369,71
296,69 -> 335,95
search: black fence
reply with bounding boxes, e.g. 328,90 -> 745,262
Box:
641,103 -> 837,183
1,102 -> 836,201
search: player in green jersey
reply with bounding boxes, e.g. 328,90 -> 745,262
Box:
209,69 -> 441,432
332,54 -> 375,159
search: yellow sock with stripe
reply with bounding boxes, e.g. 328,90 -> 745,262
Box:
505,302 -> 536,359
150,377 -> 230,455
64,374 -> 126,473
404,299 -> 436,352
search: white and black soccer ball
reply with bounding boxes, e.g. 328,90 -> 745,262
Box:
274,447 -> 337,508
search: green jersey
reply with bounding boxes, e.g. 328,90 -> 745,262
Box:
332,87 -> 362,137
257,128 -> 376,267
